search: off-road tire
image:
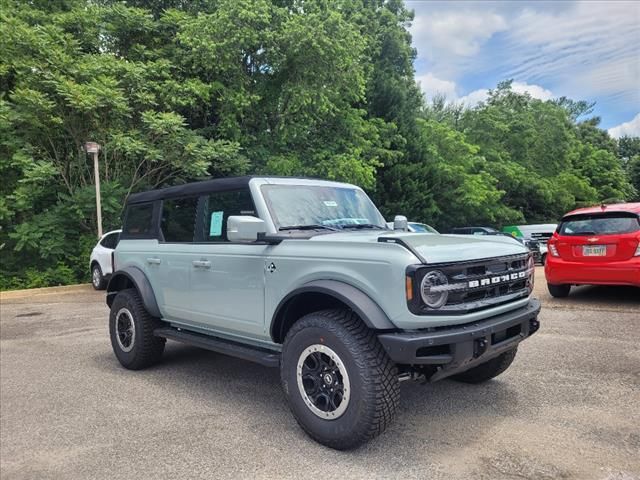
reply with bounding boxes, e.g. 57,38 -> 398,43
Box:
547,282 -> 571,298
451,347 -> 518,384
280,309 -> 399,450
109,288 -> 165,370
91,263 -> 107,290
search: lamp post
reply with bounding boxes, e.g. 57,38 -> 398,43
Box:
85,142 -> 102,238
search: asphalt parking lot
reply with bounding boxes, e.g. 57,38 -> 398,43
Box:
1,268 -> 639,480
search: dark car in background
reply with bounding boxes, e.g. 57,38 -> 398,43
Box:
503,224 -> 558,265
450,226 -> 501,236
450,226 -> 525,244
449,226 -> 546,260
387,221 -> 439,233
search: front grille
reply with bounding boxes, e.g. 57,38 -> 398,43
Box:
408,253 -> 533,315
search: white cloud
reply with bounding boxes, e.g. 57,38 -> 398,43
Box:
409,7 -> 507,76
415,73 -> 457,99
458,82 -> 554,106
502,2 -> 640,106
511,82 -> 553,101
412,11 -> 507,57
407,1 -> 640,120
608,113 -> 640,139
458,89 -> 489,106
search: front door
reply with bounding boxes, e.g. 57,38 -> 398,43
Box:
189,243 -> 267,339
187,189 -> 268,340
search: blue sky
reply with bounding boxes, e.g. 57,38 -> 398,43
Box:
406,0 -> 640,137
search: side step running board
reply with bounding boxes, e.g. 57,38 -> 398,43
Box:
154,327 -> 280,368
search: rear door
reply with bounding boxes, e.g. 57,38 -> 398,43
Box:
153,195 -> 200,321
556,212 -> 640,262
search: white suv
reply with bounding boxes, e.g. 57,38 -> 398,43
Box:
89,230 -> 121,290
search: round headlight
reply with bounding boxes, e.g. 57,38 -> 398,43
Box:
527,254 -> 535,291
420,270 -> 449,309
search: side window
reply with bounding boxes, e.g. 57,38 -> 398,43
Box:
161,196 -> 199,242
123,203 -> 154,236
200,189 -> 256,242
100,232 -> 120,249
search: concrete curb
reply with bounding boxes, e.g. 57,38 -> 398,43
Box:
0,283 -> 92,300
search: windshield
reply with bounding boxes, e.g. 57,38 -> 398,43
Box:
559,213 -> 640,236
261,184 -> 387,230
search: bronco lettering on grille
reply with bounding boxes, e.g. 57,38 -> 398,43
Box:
468,271 -> 526,289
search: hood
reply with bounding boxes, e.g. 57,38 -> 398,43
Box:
309,230 -> 528,264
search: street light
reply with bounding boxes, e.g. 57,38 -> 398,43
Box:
85,141 -> 102,238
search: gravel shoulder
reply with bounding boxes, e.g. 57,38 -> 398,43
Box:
1,268 -> 639,480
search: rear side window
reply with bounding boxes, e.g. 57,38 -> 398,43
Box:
161,196 -> 198,242
123,203 -> 154,236
560,213 -> 640,236
200,189 -> 255,242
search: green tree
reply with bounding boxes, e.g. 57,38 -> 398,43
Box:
0,0 -> 405,287
619,136 -> 640,199
0,1 -> 636,289
573,119 -> 633,201
627,156 -> 640,200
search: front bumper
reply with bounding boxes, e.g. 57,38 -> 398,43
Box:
377,299 -> 541,382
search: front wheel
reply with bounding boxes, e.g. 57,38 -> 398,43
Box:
280,309 -> 399,450
547,282 -> 571,298
451,347 -> 518,384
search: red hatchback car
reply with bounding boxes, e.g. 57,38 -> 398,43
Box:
545,202 -> 640,297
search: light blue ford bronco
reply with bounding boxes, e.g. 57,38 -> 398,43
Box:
107,176 -> 540,449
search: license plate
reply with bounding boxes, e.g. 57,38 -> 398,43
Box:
582,245 -> 606,256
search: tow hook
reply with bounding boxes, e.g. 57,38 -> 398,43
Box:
529,318 -> 540,335
473,338 -> 488,358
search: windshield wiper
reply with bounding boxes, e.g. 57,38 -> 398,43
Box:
338,224 -> 386,230
278,224 -> 339,231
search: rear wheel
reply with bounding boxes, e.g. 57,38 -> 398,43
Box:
280,309 -> 399,450
91,263 -> 107,290
451,347 -> 518,384
109,288 -> 165,370
547,282 -> 571,298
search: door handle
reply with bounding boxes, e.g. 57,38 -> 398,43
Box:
146,257 -> 161,265
192,260 -> 211,269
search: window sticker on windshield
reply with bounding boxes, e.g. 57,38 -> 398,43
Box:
210,211 -> 223,236
323,200 -> 338,207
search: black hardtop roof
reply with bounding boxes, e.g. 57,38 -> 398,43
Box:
128,175 -> 337,204
127,176 -> 255,204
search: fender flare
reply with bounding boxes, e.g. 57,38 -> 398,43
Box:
106,266 -> 161,318
270,279 -> 396,342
